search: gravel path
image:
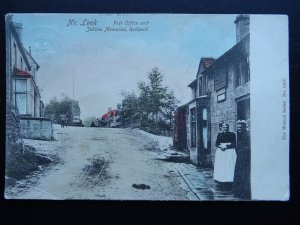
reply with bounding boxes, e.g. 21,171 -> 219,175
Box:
6,126 -> 192,200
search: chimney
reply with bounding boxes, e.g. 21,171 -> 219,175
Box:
234,15 -> 249,43
14,22 -> 23,43
29,46 -> 31,55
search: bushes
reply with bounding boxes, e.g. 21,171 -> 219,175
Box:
141,118 -> 172,136
5,103 -> 53,182
6,103 -> 24,165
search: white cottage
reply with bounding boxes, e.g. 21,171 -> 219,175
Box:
6,15 -> 51,140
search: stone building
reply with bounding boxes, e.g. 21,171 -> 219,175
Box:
180,15 -> 250,166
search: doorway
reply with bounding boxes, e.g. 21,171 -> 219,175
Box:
237,97 -> 250,128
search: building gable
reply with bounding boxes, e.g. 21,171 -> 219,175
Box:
23,47 -> 40,71
196,57 -> 215,78
6,15 -> 31,71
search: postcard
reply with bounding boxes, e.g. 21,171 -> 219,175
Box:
5,14 -> 289,200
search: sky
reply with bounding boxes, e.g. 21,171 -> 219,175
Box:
12,14 -> 237,120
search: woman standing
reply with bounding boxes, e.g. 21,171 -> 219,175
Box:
233,120 -> 251,200
213,123 -> 237,190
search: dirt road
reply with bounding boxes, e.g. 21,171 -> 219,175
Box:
7,126 -> 192,200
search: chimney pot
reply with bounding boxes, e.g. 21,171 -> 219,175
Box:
14,22 -> 23,42
234,15 -> 250,43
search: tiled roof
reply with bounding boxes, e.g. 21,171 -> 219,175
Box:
101,109 -> 118,120
195,57 -> 216,78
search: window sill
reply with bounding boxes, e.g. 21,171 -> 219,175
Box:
196,95 -> 208,99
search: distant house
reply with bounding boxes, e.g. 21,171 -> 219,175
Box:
186,57 -> 216,165
175,15 -> 250,166
101,109 -> 121,127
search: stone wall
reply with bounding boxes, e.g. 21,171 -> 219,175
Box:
20,117 -> 53,140
210,66 -> 237,159
6,102 -> 24,166
209,66 -> 250,164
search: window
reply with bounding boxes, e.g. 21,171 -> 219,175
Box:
203,75 -> 207,95
198,75 -> 208,96
15,79 -> 27,114
13,43 -> 17,66
202,108 -> 208,149
236,57 -> 250,87
246,57 -> 250,82
202,108 -> 207,120
192,87 -> 196,99
190,108 -> 196,147
214,68 -> 227,91
198,77 -> 202,97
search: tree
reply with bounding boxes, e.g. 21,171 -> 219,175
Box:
120,91 -> 141,127
139,67 -> 179,124
120,67 -> 179,135
162,90 -> 179,129
44,96 -> 80,123
137,81 -> 151,122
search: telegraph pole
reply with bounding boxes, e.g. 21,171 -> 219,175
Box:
72,70 -> 74,121
73,70 -> 75,102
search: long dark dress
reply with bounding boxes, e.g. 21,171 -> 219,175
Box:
233,131 -> 251,199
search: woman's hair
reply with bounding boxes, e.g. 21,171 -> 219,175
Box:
237,120 -> 247,128
221,122 -> 229,129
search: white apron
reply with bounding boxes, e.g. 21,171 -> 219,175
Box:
213,148 -> 237,182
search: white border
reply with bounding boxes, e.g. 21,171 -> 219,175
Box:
250,15 -> 289,200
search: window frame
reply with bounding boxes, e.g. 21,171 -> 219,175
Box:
15,79 -> 27,115
190,107 -> 196,147
13,42 -> 17,66
198,76 -> 202,97
202,108 -> 208,149
236,57 -> 250,87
